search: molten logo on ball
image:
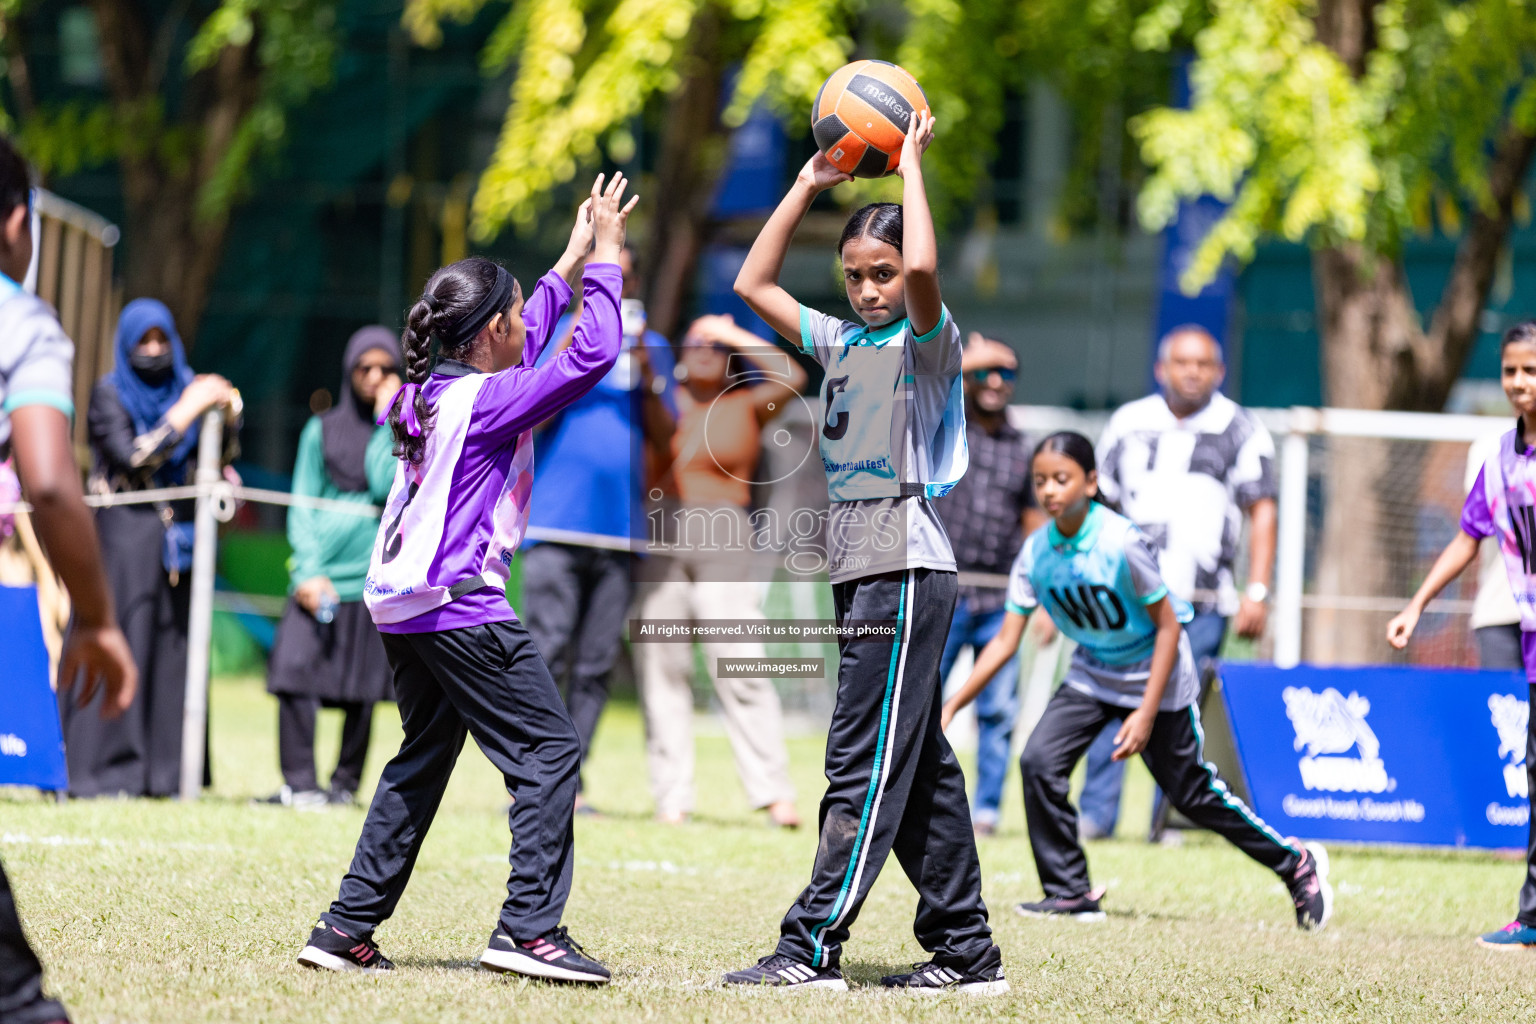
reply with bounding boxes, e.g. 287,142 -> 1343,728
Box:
811,59 -> 928,178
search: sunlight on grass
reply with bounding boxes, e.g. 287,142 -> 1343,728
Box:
4,675 -> 1536,1021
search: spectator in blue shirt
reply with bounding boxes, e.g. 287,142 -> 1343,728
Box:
520,246 -> 675,810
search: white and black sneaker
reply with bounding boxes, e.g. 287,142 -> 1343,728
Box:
297,920 -> 394,973
881,944 -> 1009,995
722,953 -> 848,990
479,926 -> 610,984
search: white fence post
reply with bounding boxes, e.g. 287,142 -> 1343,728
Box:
1274,408 -> 1313,669
180,408 -> 224,801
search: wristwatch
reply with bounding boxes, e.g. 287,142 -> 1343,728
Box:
1245,582 -> 1270,604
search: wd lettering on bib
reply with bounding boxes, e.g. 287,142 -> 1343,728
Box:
1008,503 -> 1191,666
1048,584 -> 1128,631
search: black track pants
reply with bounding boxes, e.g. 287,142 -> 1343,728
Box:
323,620 -> 581,941
0,857 -> 67,1024
1021,684 -> 1302,898
776,568 -> 993,971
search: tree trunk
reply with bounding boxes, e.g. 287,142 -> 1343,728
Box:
639,8 -> 727,340
89,0 -> 263,349
1304,0 -> 1536,664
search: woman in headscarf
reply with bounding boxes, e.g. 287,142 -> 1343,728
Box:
65,298 -> 239,797
258,327 -> 401,808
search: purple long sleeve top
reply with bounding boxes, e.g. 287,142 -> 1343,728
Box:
377,262 -> 623,634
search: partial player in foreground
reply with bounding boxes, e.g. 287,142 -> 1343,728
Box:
1388,320 -> 1536,950
296,174 -> 636,984
0,133 -> 138,1024
943,431 -> 1332,932
724,106 -> 1006,995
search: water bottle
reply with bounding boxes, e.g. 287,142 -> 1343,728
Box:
316,592 -> 337,624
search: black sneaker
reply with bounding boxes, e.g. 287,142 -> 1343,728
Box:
1016,890 -> 1106,921
297,920 -> 394,973
327,787 -> 357,807
881,944 -> 1009,995
1287,841 -> 1334,931
722,953 -> 848,990
480,926 -> 610,984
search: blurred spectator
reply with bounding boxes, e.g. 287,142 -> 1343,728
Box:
61,298 -> 240,798
635,313 -> 804,826
519,247 -> 675,812
259,327 -> 401,810
934,332 -> 1046,836
1079,325 -> 1277,839
1468,431 -> 1523,669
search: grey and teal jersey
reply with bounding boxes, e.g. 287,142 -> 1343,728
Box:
799,304 -> 967,584
1007,502 -> 1199,711
0,272 -> 74,458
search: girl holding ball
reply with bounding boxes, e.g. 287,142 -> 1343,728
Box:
722,108 -> 1005,994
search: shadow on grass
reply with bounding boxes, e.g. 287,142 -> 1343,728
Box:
391,956 -> 483,971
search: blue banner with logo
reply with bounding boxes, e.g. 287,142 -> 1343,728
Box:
1221,663 -> 1528,849
0,584 -> 68,791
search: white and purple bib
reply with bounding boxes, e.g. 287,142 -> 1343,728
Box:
363,374 -> 535,625
1481,427 -> 1536,631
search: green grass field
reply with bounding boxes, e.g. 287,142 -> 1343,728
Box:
6,674 -> 1536,1022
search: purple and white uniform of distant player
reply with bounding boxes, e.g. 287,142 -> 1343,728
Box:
1460,426 -> 1536,683
364,264 -> 622,632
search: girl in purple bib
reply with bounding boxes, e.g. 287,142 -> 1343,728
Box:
297,174 -> 637,983
1389,318 -> 1536,949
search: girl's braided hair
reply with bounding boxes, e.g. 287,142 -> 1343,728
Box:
391,256 -> 506,464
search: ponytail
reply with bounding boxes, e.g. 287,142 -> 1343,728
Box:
388,256 -> 515,465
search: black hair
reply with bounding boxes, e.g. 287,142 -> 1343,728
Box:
392,255 -> 515,465
1032,430 -> 1106,505
0,135 -> 31,220
1033,430 -> 1096,474
839,203 -> 903,257
1502,319 -> 1536,351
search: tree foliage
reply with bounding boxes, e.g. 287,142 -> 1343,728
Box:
1131,0 -> 1536,292
401,0 -> 1101,238
6,0 -> 339,224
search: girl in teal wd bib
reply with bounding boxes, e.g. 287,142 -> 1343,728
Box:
721,108 -> 1003,995
944,432 -> 1333,931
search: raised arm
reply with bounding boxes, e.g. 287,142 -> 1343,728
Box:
690,314 -> 807,423
472,175 -> 637,444
896,109 -> 940,337
735,153 -> 851,344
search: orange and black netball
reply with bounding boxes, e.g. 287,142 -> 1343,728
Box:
811,60 -> 929,178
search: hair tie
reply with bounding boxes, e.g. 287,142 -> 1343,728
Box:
377,381 -> 423,437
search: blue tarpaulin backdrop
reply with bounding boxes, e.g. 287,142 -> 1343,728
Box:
1222,663 -> 1529,848
0,584 -> 67,791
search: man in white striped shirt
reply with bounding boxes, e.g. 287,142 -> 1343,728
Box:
1077,326 -> 1278,840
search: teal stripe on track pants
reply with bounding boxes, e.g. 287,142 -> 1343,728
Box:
775,567 -> 994,971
